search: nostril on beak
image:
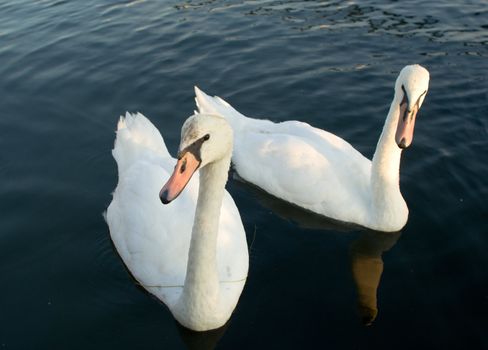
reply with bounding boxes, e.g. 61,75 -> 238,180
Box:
180,158 -> 187,174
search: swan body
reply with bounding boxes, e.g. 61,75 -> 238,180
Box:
195,65 -> 429,232
106,112 -> 248,331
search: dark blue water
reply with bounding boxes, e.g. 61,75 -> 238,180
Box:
1,1 -> 487,349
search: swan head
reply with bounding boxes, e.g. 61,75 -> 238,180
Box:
160,113 -> 233,204
394,64 -> 430,149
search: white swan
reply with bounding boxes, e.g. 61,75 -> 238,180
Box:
106,112 -> 248,331
195,64 -> 430,232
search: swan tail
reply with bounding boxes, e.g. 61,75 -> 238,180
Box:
194,86 -> 249,130
112,112 -> 170,173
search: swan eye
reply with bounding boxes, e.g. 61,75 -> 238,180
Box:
400,85 -> 408,106
415,90 -> 427,109
203,134 -> 210,141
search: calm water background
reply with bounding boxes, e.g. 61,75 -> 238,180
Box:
1,0 -> 487,349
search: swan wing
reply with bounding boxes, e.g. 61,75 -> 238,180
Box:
195,89 -> 372,222
233,120 -> 372,223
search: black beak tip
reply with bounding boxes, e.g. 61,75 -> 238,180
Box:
397,138 -> 408,149
159,190 -> 171,205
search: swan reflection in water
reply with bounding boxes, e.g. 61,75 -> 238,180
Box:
236,177 -> 402,326
349,230 -> 401,325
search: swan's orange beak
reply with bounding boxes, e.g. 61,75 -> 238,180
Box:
395,103 -> 418,149
160,152 -> 201,204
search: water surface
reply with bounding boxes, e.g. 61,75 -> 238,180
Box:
0,0 -> 487,349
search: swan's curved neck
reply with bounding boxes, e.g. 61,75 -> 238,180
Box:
372,98 -> 402,183
370,95 -> 406,228
177,153 -> 231,315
